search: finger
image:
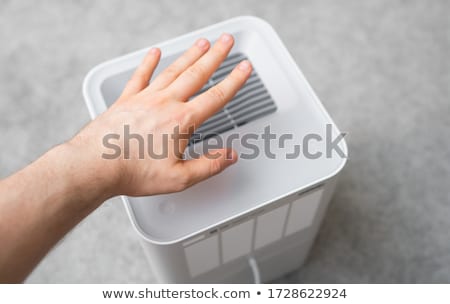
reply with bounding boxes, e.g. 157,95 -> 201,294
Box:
119,48 -> 161,100
179,148 -> 238,188
147,38 -> 210,92
189,60 -> 252,125
167,33 -> 234,101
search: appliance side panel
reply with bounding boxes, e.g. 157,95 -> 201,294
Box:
137,176 -> 340,283
139,241 -> 191,283
254,204 -> 289,249
184,235 -> 220,277
256,176 -> 340,282
285,187 -> 324,236
222,219 -> 254,263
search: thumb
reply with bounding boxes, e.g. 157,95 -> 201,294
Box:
182,148 -> 238,186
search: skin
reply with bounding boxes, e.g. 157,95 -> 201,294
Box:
0,33 -> 252,283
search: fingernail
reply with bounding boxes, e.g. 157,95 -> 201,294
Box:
232,152 -> 238,164
196,38 -> 209,49
227,149 -> 238,163
237,60 -> 251,71
150,47 -> 159,54
226,149 -> 233,160
220,33 -> 233,44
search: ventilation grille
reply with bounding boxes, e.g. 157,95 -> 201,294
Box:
189,53 -> 277,145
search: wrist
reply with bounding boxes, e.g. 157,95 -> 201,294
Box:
47,141 -> 120,209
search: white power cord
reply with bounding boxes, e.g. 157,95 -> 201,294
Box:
248,256 -> 261,284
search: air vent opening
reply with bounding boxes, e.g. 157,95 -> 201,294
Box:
188,53 -> 277,146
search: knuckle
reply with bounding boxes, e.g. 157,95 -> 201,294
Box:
208,86 -> 227,103
209,158 -> 223,176
173,171 -> 191,192
163,65 -> 180,79
173,108 -> 195,129
181,108 -> 195,125
125,78 -> 139,89
133,69 -> 145,80
186,64 -> 207,80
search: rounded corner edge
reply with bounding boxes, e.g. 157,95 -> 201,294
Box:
121,196 -> 178,246
231,15 -> 272,28
326,134 -> 349,181
82,62 -> 108,120
230,15 -> 278,36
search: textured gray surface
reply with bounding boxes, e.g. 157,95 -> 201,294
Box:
0,0 -> 448,283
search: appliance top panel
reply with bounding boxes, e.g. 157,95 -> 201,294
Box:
83,16 -> 347,243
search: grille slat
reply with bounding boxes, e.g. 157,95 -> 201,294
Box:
226,87 -> 269,111
189,53 -> 277,145
234,105 -> 278,127
212,53 -> 248,81
196,116 -> 234,134
226,78 -> 263,107
232,99 -> 276,121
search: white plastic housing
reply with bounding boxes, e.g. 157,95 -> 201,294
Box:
83,16 -> 347,283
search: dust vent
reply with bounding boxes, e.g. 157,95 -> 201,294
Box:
189,53 -> 277,145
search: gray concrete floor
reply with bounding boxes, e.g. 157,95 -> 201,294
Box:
0,0 -> 449,283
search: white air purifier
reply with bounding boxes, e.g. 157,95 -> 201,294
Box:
83,16 -> 347,283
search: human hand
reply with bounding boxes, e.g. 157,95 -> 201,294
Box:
69,33 -> 252,198
0,33 -> 253,283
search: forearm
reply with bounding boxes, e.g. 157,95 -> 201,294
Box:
0,142 -> 113,282
0,34 -> 245,283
